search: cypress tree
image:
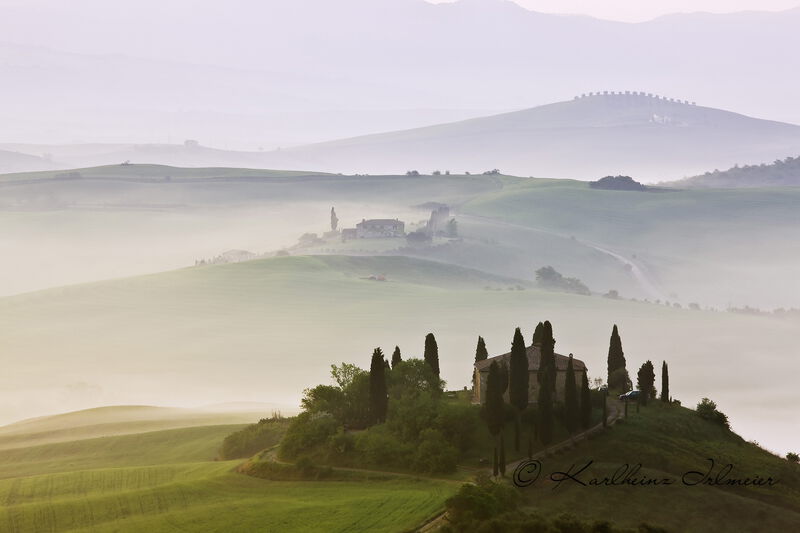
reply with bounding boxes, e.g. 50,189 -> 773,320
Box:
537,369 -> 554,447
660,361 -> 669,403
540,321 -> 557,392
499,434 -> 506,476
424,333 -> 440,377
564,355 -> 579,434
475,336 -> 488,363
498,362 -> 509,396
532,322 -> 544,346
607,325 -> 628,391
637,360 -> 655,406
330,206 -> 339,231
509,327 -> 529,451
391,346 -> 402,369
580,370 -> 592,429
369,348 -> 388,424
485,361 -> 505,477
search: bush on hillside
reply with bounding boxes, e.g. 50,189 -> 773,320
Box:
279,412 -> 339,460
589,175 -> 648,191
787,452 -> 799,464
219,416 -> 288,459
535,266 -> 591,296
695,398 -> 730,429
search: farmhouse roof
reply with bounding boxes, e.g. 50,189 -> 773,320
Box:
474,345 -> 586,373
359,218 -> 401,224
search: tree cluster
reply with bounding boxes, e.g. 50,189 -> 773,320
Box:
535,266 -> 591,296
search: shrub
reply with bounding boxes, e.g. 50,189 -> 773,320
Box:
219,417 -> 288,459
355,425 -> 414,467
787,452 -> 799,464
413,429 -> 458,474
695,398 -> 730,429
434,402 -> 479,452
279,412 -> 339,460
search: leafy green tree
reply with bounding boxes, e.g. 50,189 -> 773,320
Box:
389,358 -> 440,400
564,355 -> 579,433
424,333 -> 440,377
660,361 -> 669,403
369,348 -> 388,423
607,325 -> 629,391
330,363 -> 363,389
637,360 -> 655,406
508,327 -> 529,451
485,361 -> 505,476
580,370 -> 592,429
391,346 -> 402,369
475,336 -> 488,363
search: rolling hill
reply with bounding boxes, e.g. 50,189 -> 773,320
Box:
0,254 -> 798,456
0,149 -> 56,174
0,416 -> 452,532
668,155 -> 800,188
271,94 -> 800,180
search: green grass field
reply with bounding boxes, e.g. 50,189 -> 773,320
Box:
0,420 -> 454,533
522,402 -> 800,532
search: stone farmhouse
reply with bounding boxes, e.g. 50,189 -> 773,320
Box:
473,344 -> 587,405
342,218 -> 405,240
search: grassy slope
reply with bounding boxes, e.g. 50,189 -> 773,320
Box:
2,254 -> 798,454
0,406 -> 271,451
526,403 -> 800,532
461,178 -> 800,306
0,423 -> 452,533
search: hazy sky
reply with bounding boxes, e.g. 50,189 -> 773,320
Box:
431,0 -> 799,22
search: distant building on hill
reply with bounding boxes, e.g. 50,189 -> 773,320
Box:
473,344 -> 587,405
340,218 -> 405,240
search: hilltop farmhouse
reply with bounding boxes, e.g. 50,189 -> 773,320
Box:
342,218 -> 405,240
473,344 -> 587,405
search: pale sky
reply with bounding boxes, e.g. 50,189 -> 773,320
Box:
430,0 -> 800,22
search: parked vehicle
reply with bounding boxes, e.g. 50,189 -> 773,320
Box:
618,390 -> 641,401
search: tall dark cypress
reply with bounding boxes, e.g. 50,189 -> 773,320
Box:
508,327 -> 529,451
498,362 -> 509,396
485,361 -> 505,476
580,370 -> 592,429
538,370 -> 554,447
424,333 -> 440,377
369,348 -> 388,423
391,346 -> 402,369
540,321 -> 557,392
607,324 -> 628,391
661,361 -> 670,403
564,355 -> 578,434
475,336 -> 488,363
532,322 -> 544,346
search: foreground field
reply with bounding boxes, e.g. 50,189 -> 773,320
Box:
0,422 -> 453,533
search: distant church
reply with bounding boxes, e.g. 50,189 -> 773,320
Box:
473,344 -> 587,405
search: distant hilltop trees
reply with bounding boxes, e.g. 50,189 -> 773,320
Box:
589,175 -> 648,191
575,91 -> 696,106
673,155 -> 800,189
